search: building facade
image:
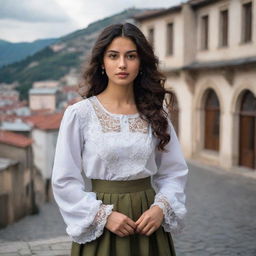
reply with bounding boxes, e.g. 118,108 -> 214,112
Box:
134,0 -> 256,171
0,132 -> 37,227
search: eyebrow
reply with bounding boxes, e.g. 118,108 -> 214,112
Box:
106,50 -> 138,54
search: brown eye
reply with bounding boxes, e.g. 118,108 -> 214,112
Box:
109,54 -> 117,59
127,54 -> 136,59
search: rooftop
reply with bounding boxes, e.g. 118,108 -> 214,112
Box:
0,157 -> 18,171
0,130 -> 33,148
29,88 -> 59,95
24,112 -> 64,131
133,5 -> 181,21
0,120 -> 32,132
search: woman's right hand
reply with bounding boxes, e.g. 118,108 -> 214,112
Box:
105,211 -> 137,237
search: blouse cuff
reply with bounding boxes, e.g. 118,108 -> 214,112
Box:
150,193 -> 186,234
67,204 -> 114,244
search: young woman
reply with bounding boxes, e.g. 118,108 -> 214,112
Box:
51,22 -> 189,256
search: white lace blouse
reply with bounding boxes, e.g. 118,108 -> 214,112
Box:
51,95 -> 189,244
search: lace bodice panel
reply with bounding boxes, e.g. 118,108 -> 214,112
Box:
81,96 -> 155,179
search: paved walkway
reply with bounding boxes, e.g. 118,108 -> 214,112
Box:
0,161 -> 256,256
0,236 -> 71,256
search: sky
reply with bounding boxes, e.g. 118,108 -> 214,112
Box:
0,0 -> 185,43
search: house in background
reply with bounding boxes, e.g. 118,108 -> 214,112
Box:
133,0 -> 256,171
29,87 -> 61,111
0,131 -> 37,227
24,112 -> 63,202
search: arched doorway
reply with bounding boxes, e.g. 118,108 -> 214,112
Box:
167,93 -> 179,136
204,89 -> 220,151
239,90 -> 256,169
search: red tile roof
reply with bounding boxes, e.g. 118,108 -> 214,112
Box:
0,131 -> 33,148
24,112 -> 64,130
0,114 -> 19,122
30,109 -> 52,114
0,101 -> 27,112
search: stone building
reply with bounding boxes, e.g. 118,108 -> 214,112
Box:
0,132 -> 37,227
29,87 -> 60,111
24,112 -> 63,202
133,0 -> 256,171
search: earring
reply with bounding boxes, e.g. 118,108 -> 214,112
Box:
140,70 -> 143,75
101,67 -> 105,75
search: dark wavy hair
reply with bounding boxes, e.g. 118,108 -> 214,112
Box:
78,22 -> 175,152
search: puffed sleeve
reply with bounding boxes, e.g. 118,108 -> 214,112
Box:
150,117 -> 189,234
51,105 -> 113,244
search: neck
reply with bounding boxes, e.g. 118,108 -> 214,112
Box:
99,81 -> 135,105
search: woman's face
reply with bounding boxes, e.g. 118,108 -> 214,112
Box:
102,36 -> 140,87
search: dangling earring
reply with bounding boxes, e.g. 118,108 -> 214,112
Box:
140,70 -> 143,75
102,67 -> 105,75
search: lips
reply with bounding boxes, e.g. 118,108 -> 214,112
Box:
116,72 -> 129,79
116,72 -> 129,75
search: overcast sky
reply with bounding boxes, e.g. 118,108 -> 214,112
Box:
0,0 -> 185,43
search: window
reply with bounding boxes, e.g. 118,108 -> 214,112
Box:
166,23 -> 174,56
201,15 -> 209,50
239,90 -> 256,169
148,28 -> 154,48
242,2 -> 252,43
204,89 -> 220,151
220,9 -> 229,47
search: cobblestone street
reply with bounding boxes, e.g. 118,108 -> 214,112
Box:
0,161 -> 256,256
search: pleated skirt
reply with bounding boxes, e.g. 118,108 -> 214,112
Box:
71,177 -> 176,256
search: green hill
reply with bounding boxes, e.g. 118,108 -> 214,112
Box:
0,8 -> 146,100
0,38 -> 57,68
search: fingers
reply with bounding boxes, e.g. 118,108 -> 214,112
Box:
137,221 -> 157,236
124,224 -> 135,235
136,215 -> 148,233
116,216 -> 136,237
135,214 -> 143,225
145,226 -> 156,236
127,217 -> 137,229
115,224 -> 135,237
135,211 -> 160,236
116,230 -> 127,237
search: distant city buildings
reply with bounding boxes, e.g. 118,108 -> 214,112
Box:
0,77 -> 81,226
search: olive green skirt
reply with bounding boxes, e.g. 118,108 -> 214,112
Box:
71,177 -> 176,256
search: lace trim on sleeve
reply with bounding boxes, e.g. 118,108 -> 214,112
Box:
70,204 -> 113,244
150,193 -> 186,234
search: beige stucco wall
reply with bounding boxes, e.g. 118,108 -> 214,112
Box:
32,129 -> 58,179
0,161 -> 32,227
195,0 -> 256,62
138,10 -> 185,69
29,94 -> 56,110
0,144 -> 32,169
164,73 -> 193,158
136,0 -> 256,171
192,68 -> 256,169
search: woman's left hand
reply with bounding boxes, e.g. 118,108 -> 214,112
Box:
135,205 -> 164,236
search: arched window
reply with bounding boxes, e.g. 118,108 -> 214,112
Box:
239,90 -> 256,169
204,89 -> 220,151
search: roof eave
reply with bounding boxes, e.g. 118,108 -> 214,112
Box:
133,5 -> 182,21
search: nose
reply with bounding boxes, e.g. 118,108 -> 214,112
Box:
118,56 -> 127,69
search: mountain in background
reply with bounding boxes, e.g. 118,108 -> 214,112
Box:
0,38 -> 57,68
0,8 -> 146,100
